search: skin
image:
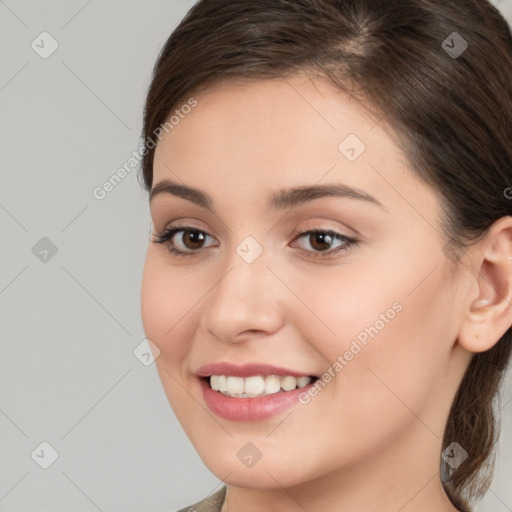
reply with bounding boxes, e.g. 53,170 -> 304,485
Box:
140,73 -> 512,512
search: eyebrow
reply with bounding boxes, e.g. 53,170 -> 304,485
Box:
149,178 -> 386,211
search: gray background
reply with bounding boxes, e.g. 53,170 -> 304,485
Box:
0,1 -> 511,511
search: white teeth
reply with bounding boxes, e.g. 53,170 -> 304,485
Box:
244,376 -> 265,395
297,376 -> 311,388
227,376 -> 244,394
264,375 -> 281,395
210,375 -> 220,391
281,376 -> 297,391
208,374 -> 313,397
218,375 -> 227,392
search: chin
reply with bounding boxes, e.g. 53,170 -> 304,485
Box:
195,441 -> 326,490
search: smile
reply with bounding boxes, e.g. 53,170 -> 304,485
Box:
195,363 -> 321,421
208,374 -> 314,397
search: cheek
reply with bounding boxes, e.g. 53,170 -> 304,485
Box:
291,252 -> 453,406
317,266 -> 454,444
282,263 -> 401,360
140,253 -> 205,422
140,251 -> 201,363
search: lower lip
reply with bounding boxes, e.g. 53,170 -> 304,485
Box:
199,377 -> 317,422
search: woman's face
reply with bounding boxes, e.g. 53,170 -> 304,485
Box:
141,74 -> 471,490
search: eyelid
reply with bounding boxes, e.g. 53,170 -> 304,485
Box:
152,223 -> 358,260
290,229 -> 357,259
152,225 -> 217,253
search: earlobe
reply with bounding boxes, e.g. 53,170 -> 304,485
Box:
457,216 -> 512,354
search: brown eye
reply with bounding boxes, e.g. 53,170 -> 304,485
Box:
290,229 -> 358,259
308,231 -> 334,251
152,227 -> 216,257
180,229 -> 206,250
153,226 -> 357,260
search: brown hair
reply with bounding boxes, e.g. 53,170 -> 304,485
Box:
139,1 -> 512,509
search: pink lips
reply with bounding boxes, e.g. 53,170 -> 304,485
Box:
196,362 -> 314,378
196,362 -> 318,422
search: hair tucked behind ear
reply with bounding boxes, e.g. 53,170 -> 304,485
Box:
140,1 -> 512,508
442,335 -> 511,507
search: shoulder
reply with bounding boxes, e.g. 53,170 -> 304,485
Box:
174,486 -> 227,512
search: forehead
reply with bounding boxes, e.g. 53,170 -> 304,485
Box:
151,75 -> 437,220
154,75 -> 385,168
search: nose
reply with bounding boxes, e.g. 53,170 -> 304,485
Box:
199,246 -> 285,344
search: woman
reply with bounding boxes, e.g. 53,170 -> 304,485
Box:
139,1 -> 512,510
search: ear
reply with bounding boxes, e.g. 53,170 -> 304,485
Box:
458,216 -> 512,353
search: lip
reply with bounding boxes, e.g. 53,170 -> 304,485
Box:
198,376 -> 318,422
196,362 -> 316,378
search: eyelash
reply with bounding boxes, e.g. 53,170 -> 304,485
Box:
151,226 -> 358,260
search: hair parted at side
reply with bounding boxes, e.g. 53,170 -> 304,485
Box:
140,1 -> 512,509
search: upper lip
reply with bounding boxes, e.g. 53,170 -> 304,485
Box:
196,362 -> 317,378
